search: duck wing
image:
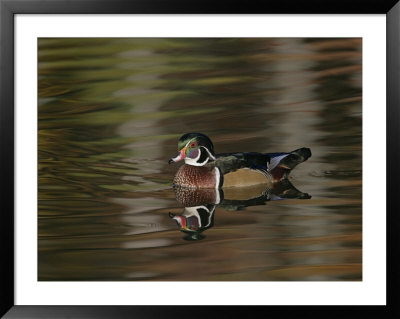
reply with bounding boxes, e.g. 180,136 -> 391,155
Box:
209,147 -> 311,176
210,152 -> 271,175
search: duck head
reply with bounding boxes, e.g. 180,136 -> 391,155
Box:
168,133 -> 216,166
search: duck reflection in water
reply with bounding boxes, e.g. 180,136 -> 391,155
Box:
170,180 -> 311,240
169,204 -> 216,241
168,133 -> 312,240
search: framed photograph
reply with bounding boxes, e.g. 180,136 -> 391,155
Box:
1,0 -> 398,318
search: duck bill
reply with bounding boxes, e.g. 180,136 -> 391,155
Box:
168,147 -> 186,164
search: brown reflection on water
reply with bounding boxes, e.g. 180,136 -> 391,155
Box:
38,38 -> 361,281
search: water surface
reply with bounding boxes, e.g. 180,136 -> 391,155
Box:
38,38 -> 362,281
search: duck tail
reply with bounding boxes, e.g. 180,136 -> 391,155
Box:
269,147 -> 311,181
281,147 -> 312,169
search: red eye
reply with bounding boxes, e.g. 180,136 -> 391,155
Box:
190,143 -> 196,148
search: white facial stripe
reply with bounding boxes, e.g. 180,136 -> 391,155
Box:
201,146 -> 216,160
204,206 -> 216,227
183,137 -> 197,149
184,149 -> 201,165
182,205 -> 216,228
183,205 -> 209,228
184,148 -> 209,166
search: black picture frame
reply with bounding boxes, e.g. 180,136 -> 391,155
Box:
1,0 -> 399,318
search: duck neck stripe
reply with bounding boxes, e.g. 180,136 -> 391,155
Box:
200,146 -> 215,161
197,147 -> 209,164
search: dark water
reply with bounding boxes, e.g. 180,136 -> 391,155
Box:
38,38 -> 362,281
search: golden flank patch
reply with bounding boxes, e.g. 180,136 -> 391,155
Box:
223,168 -> 271,188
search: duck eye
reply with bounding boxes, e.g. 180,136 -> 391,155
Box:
190,142 -> 196,148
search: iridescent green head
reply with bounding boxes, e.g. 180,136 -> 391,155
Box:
169,133 -> 216,166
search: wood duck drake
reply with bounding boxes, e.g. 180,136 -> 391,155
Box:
169,132 -> 311,189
